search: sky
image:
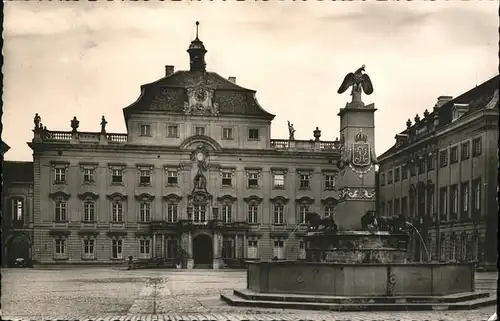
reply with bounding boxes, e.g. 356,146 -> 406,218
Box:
2,1 -> 498,161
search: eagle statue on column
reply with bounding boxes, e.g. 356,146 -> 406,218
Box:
337,65 -> 374,95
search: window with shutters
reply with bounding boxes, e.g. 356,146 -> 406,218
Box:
247,240 -> 258,259
273,240 -> 285,259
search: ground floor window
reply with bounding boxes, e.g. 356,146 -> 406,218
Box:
222,239 -> 233,259
111,239 -> 123,259
247,240 -> 258,259
298,240 -> 306,260
166,239 -> 178,259
83,238 -> 95,259
54,238 -> 67,258
273,240 -> 285,259
139,239 -> 151,259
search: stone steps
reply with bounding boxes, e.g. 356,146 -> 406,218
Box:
220,289 -> 497,311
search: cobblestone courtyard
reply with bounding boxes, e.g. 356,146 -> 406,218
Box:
1,267 -> 497,321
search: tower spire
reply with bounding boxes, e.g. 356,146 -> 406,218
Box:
187,21 -> 207,72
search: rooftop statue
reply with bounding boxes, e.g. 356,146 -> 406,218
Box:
287,121 -> 296,140
337,65 -> 374,103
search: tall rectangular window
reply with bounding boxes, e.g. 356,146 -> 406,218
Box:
111,239 -> 123,259
247,204 -> 258,224
247,240 -> 258,259
387,200 -> 393,216
139,202 -> 151,222
12,199 -> 23,221
222,240 -> 233,259
394,198 -> 401,214
418,158 -> 426,174
273,204 -> 284,224
195,126 -> 205,136
221,204 -> 232,223
298,241 -> 306,260
55,201 -> 67,221
402,164 -> 408,179
166,204 -> 178,223
461,141 -> 470,160
324,205 -> 335,217
193,204 -> 207,222
167,125 -> 178,138
440,150 -> 448,167
112,202 -> 123,222
298,205 -> 309,224
450,185 -> 458,220
55,238 -> 66,258
83,238 -> 95,259
450,146 -> 459,164
427,155 -> 435,171
273,240 -> 285,259
461,181 -> 469,218
139,239 -> 151,259
439,187 -> 448,221
401,196 -> 408,216
83,201 -> 95,222
427,185 -> 435,216
472,137 -> 482,157
394,167 -> 400,182
222,127 -> 233,139
472,178 -> 481,217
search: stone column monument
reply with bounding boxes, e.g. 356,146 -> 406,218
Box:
335,65 -> 378,230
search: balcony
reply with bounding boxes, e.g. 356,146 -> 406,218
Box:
270,139 -> 340,152
35,130 -> 128,144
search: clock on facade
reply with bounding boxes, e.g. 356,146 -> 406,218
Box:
195,89 -> 207,102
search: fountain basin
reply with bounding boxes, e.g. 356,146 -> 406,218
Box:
247,261 -> 474,296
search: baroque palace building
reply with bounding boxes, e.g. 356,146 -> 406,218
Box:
376,75 -> 499,270
19,24 -> 349,268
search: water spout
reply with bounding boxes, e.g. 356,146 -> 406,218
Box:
285,222 -> 307,258
404,221 -> 430,262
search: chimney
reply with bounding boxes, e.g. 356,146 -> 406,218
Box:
228,77 -> 236,84
435,96 -> 453,108
165,65 -> 175,77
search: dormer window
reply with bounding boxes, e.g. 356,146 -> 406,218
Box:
452,103 -> 469,122
140,124 -> 151,137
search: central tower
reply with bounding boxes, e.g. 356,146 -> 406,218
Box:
187,21 -> 207,72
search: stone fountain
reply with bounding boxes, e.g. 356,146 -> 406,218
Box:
220,66 -> 496,311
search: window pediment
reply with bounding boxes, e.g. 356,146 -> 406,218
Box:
270,196 -> 289,204
295,196 -> 314,204
106,193 -> 128,201
78,231 -> 99,236
50,161 -> 70,169
135,193 -> 155,202
218,194 -> 237,203
271,167 -> 288,174
163,193 -> 182,203
244,195 -> 263,204
78,192 -> 99,201
321,197 -> 339,205
49,191 -> 71,201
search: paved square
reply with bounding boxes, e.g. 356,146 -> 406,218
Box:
1,267 -> 497,321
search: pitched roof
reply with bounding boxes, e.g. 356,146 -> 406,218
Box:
123,70 -> 275,120
3,161 -> 34,183
378,74 -> 499,160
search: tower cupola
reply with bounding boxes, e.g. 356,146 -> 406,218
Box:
187,21 -> 207,72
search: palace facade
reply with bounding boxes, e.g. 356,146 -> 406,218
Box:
23,27 -> 344,268
377,75 -> 499,270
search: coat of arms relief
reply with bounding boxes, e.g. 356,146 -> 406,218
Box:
183,86 -> 220,116
338,129 -> 378,179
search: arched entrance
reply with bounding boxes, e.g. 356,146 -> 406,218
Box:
5,234 -> 31,267
193,233 -> 213,268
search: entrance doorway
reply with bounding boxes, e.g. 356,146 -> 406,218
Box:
5,234 -> 31,267
193,233 -> 213,268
